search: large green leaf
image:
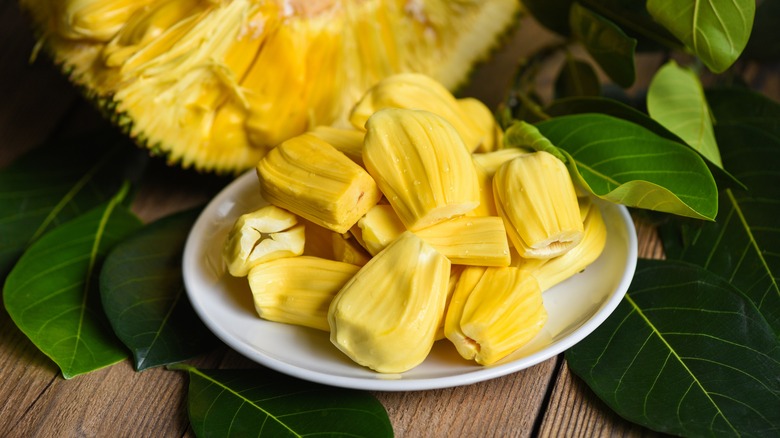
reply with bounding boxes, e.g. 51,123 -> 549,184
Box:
646,0 -> 755,73
100,208 -> 219,371
743,0 -> 780,62
171,364 -> 393,437
554,55 -> 601,98
3,184 -> 143,378
580,0 -> 682,50
661,119 -> 780,336
569,2 -> 637,87
567,259 -> 780,437
534,114 -> 718,220
647,60 -> 721,167
0,132 -> 143,278
545,96 -> 682,142
522,0 -> 576,35
706,87 -> 780,136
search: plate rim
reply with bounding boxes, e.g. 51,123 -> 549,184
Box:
182,170 -> 638,391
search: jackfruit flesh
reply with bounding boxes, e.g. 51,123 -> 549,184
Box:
328,231 -> 451,373
493,151 -> 584,259
445,266 -> 547,365
248,256 -> 360,331
222,205 -> 305,276
363,107 -> 481,230
414,216 -> 511,267
256,133 -> 382,234
21,0 -> 521,172
515,197 -> 607,291
349,73 -> 502,152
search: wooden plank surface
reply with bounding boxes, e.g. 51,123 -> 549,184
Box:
0,3 -> 660,437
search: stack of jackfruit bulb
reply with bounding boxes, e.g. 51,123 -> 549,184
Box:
221,73 -> 607,373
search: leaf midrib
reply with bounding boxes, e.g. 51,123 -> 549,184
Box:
624,292 -> 740,435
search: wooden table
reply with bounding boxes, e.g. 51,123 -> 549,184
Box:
1,3 -> 664,436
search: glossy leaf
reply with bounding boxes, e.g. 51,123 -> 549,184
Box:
647,60 -> 721,167
743,0 -> 780,62
0,132 -> 144,278
554,55 -> 601,98
503,121 -> 568,162
706,87 -> 780,136
647,0 -> 755,73
100,208 -> 219,371
3,184 -> 143,378
569,2 -> 637,88
661,115 -> 780,336
567,259 -> 780,436
522,0 -> 575,35
535,114 -> 718,220
546,96 -> 682,142
172,364 -> 394,437
580,0 -> 682,50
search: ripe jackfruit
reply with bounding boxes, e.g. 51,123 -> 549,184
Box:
363,107 -> 481,230
328,231 -> 451,373
21,0 -> 521,172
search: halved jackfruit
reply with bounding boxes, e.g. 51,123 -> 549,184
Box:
21,0 -> 521,172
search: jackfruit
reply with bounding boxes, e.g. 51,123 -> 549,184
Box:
248,256 -> 360,331
21,0 -> 521,172
257,133 -> 382,234
363,108 -> 481,231
222,205 -> 305,276
493,151 -> 584,259
350,73 -> 502,152
445,266 -> 547,365
328,231 -> 450,373
415,216 -> 511,267
515,197 -> 607,290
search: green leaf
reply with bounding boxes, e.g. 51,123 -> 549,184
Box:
646,0 -> 756,73
3,184 -> 143,378
100,208 -> 219,371
503,121 -> 568,162
546,96 -> 683,142
535,113 -> 718,220
743,0 -> 780,62
566,259 -> 780,437
706,87 -> 780,137
0,131 -> 144,278
171,364 -> 394,437
661,117 -> 780,336
579,0 -> 682,50
554,55 -> 601,98
522,0 -> 576,35
569,2 -> 637,88
647,60 -> 722,167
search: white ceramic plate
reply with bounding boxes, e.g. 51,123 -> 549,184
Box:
183,171 -> 637,391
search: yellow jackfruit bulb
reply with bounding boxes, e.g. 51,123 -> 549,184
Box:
222,205 -> 305,277
494,151 -> 584,259
257,134 -> 382,234
457,97 -> 503,153
23,0 -> 521,172
472,147 -> 528,175
518,198 -> 607,291
331,233 -> 372,267
415,216 -> 511,267
363,108 -> 480,231
445,266 -> 547,365
328,231 -> 451,373
306,126 -> 365,167
356,204 -> 407,256
350,73 -> 494,153
248,256 -> 360,332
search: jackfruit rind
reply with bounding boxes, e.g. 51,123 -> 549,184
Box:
20,0 -> 522,172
